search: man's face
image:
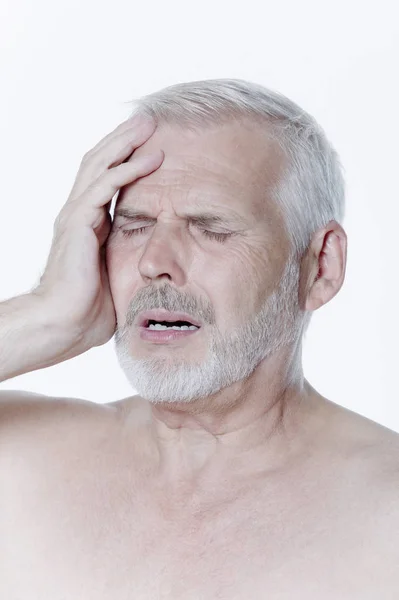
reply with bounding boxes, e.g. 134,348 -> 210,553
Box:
105,119 -> 302,403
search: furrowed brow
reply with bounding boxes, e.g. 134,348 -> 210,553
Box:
186,213 -> 230,227
114,208 -> 245,227
114,208 -> 156,221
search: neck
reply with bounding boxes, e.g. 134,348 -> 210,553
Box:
145,344 -> 322,488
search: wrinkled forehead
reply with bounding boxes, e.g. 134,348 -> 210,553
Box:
118,120 -> 286,216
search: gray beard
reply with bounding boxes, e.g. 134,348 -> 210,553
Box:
114,255 -> 307,404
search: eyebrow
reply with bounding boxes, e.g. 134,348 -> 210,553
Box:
113,207 -> 246,227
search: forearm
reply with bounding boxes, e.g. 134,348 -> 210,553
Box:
0,293 -> 82,383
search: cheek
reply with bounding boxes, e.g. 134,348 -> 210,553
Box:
205,268 -> 251,327
227,244 -> 267,288
213,245 -> 270,323
105,246 -> 138,312
105,240 -> 131,276
105,247 -> 121,288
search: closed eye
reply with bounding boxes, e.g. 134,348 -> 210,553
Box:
121,226 -> 149,237
200,230 -> 233,243
120,226 -> 233,243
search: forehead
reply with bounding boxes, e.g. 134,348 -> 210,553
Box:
118,119 -> 285,218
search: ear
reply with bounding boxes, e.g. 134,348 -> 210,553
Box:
300,220 -> 347,312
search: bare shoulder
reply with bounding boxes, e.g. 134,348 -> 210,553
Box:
325,397 -> 399,457
321,397 -> 399,508
0,389 -> 118,450
0,388 -> 114,421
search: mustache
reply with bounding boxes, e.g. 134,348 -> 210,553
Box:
124,283 -> 215,329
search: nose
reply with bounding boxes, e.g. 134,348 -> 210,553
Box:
137,224 -> 187,286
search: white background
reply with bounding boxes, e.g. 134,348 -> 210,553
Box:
0,0 -> 398,431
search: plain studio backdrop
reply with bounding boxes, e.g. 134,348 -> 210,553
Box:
0,0 -> 398,431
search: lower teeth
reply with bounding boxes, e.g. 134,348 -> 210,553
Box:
148,324 -> 198,331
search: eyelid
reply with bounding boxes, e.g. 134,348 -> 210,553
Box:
119,224 -> 234,242
116,221 -> 153,229
115,215 -> 235,228
117,221 -> 230,231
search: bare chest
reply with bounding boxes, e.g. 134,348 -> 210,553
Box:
1,465 -> 398,600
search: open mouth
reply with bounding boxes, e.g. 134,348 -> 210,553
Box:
145,319 -> 200,331
139,319 -> 201,343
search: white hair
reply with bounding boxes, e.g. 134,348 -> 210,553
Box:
128,78 -> 346,260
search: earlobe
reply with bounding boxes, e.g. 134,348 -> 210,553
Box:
306,278 -> 327,312
305,265 -> 325,312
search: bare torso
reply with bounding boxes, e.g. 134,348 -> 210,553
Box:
0,391 -> 398,599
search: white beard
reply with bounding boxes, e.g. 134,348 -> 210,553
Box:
114,255 -> 307,404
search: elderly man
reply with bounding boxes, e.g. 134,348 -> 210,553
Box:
0,79 -> 398,599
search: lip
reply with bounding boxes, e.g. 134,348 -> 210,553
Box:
139,326 -> 200,344
136,309 -> 202,329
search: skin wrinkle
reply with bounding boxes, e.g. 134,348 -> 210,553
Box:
8,92 -> 399,600
105,119 -> 344,488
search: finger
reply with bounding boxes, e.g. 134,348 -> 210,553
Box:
89,112 -> 154,156
84,118 -> 156,170
73,151 -> 164,217
68,121 -> 158,201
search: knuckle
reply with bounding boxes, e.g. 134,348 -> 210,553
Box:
81,149 -> 94,165
53,207 -> 70,230
97,166 -> 120,188
82,146 -> 92,160
53,216 -> 64,234
81,151 -> 110,178
94,155 -> 112,173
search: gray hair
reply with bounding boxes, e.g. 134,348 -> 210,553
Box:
128,78 -> 346,260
